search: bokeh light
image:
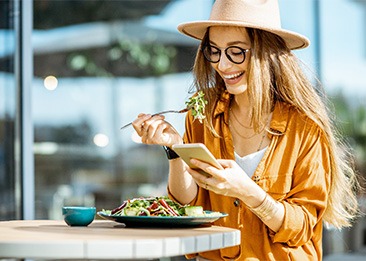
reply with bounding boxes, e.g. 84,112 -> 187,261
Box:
43,75 -> 58,91
93,133 -> 109,147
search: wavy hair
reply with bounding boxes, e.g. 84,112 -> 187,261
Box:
191,27 -> 361,228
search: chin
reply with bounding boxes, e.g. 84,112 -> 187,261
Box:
226,84 -> 248,95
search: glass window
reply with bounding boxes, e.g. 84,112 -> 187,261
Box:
32,0 -> 211,219
0,0 -> 17,220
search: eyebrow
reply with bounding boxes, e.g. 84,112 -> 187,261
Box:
209,40 -> 249,46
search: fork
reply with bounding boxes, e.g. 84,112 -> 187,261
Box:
120,108 -> 189,130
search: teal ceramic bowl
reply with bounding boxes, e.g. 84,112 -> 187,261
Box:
62,206 -> 96,226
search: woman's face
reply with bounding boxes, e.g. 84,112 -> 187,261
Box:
207,26 -> 251,95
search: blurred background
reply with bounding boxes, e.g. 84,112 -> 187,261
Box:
1,0 -> 365,259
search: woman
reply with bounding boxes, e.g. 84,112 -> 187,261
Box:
132,0 -> 360,260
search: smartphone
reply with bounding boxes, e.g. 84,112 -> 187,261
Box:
172,143 -> 223,171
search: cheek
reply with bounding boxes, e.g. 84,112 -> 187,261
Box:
241,60 -> 250,82
211,63 -> 220,73
242,58 -> 250,71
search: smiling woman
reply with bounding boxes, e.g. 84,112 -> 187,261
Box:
130,0 -> 361,260
205,27 -> 252,96
3,0 -> 365,258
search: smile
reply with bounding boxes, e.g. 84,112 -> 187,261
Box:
223,72 -> 244,80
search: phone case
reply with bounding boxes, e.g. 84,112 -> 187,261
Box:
172,143 -> 223,170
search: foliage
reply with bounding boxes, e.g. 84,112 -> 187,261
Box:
330,91 -> 366,178
67,39 -> 177,77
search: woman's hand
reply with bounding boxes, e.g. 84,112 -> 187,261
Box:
188,158 -> 284,232
131,113 -> 182,147
187,158 -> 254,199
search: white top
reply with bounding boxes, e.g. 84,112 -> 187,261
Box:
0,220 -> 241,260
234,147 -> 267,177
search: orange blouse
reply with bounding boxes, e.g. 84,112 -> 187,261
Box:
172,91 -> 331,260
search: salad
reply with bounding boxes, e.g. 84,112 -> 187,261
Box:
101,196 -> 218,217
186,91 -> 208,123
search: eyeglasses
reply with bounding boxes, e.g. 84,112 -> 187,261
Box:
201,45 -> 250,64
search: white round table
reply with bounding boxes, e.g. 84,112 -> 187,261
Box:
0,220 -> 240,260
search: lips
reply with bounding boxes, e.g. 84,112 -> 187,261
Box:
222,71 -> 245,85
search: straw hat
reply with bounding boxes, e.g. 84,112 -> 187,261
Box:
177,0 -> 310,50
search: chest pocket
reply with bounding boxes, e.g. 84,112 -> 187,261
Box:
255,172 -> 292,199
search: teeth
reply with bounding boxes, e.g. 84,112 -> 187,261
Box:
223,72 -> 242,79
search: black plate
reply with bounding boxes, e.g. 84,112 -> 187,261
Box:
97,211 -> 228,227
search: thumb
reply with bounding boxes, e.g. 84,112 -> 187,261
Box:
217,159 -> 235,168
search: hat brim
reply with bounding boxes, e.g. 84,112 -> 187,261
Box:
178,21 -> 310,50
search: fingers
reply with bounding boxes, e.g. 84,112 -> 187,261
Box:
186,159 -> 230,192
132,114 -> 168,144
189,158 -> 224,180
187,168 -> 211,190
143,116 -> 166,142
153,121 -> 168,141
132,114 -> 151,136
217,159 -> 235,168
187,158 -> 245,198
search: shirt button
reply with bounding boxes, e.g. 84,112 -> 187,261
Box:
253,175 -> 260,183
234,199 -> 240,207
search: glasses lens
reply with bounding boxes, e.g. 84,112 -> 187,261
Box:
226,47 -> 246,64
202,45 -> 220,63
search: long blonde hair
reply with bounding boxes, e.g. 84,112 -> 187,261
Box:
192,27 -> 361,228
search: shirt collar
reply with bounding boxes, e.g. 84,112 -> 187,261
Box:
270,102 -> 291,134
213,91 -> 231,124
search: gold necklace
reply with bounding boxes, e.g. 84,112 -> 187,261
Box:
230,118 -> 267,151
229,118 -> 264,139
229,105 -> 271,151
230,107 -> 253,129
257,131 -> 267,151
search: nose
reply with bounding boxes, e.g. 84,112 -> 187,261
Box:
217,52 -> 232,71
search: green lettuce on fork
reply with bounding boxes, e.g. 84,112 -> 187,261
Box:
120,91 -> 207,130
186,91 -> 208,123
